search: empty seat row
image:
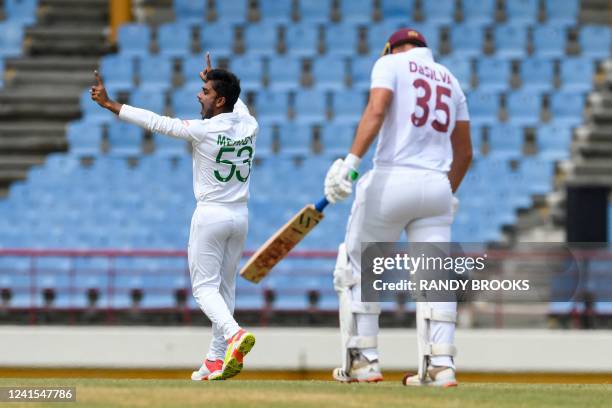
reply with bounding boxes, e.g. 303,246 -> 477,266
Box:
173,0 -> 580,27
118,21 -> 611,60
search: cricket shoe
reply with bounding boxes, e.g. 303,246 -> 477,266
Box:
211,329 -> 256,380
191,359 -> 223,381
402,366 -> 458,388
332,354 -> 383,383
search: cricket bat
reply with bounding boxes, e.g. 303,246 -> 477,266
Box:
240,197 -> 330,283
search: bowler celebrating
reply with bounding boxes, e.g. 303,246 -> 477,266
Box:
91,53 -> 258,381
324,29 -> 472,387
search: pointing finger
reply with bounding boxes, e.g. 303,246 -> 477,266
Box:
94,70 -> 104,86
206,52 -> 212,70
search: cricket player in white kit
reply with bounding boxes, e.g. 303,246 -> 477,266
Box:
325,29 -> 472,387
90,54 -> 258,381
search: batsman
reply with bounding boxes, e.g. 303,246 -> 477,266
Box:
324,29 -> 472,387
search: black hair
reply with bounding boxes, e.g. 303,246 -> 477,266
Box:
206,69 -> 241,111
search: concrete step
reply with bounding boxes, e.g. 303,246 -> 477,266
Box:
25,27 -> 110,56
0,135 -> 67,152
0,122 -> 67,137
0,155 -> 47,169
5,57 -> 99,72
27,39 -> 111,56
39,0 -> 108,6
9,71 -> 97,88
575,141 -> 612,158
0,170 -> 28,185
588,126 -> 612,141
0,90 -> 79,104
0,103 -> 80,120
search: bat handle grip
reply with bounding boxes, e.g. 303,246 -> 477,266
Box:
315,197 -> 329,212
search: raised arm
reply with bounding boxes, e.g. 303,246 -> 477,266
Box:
90,71 -> 194,141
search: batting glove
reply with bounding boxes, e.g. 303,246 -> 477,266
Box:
324,154 -> 361,204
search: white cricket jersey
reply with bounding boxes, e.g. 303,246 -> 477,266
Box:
119,99 -> 258,204
370,47 -> 469,172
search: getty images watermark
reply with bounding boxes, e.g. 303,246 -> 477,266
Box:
360,243 -> 611,303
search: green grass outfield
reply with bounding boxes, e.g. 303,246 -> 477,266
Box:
0,379 -> 611,408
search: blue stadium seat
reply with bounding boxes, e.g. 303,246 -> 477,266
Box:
549,90 -> 585,128
506,90 -> 542,126
488,124 -> 523,159
171,86 -> 200,117
439,55 -> 472,90
293,88 -> 328,124
5,0 -> 37,25
153,133 -> 188,157
312,56 -> 347,90
229,55 -> 264,88
259,0 -> 292,23
80,89 -> 117,125
285,23 -> 319,56
255,90 -> 289,123
200,24 -> 235,57
107,121 -> 143,157
321,123 -> 354,155
449,24 -> 484,57
181,55 -> 208,88
520,57 -> 554,92
100,54 -> 134,92
351,54 -> 379,90
255,124 -> 275,155
0,21 -> 24,57
559,57 -> 594,92
174,0 -> 205,24
324,23 -> 359,56
118,23 -> 151,57
243,24 -> 278,55
476,57 -> 510,91
410,23 -> 439,54
214,0 -> 248,23
579,25 -> 612,59
277,123 -> 312,155
494,24 -> 528,58
505,0 -> 538,25
138,55 -> 172,90
299,0 -> 331,23
380,0 -> 415,23
332,89 -> 366,124
470,124 -> 483,157
466,90 -> 500,126
340,0 -> 373,23
366,21 -> 400,54
130,89 -> 165,114
67,120 -> 103,157
544,0 -> 578,26
157,23 -> 192,58
461,0 -> 495,26
268,55 -> 302,91
421,0 -> 455,25
532,25 -> 567,58
536,124 -> 573,161
519,156 -> 555,194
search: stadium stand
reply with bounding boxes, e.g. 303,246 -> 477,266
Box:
0,0 -> 610,319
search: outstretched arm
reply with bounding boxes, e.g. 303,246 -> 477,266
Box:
90,71 -> 194,141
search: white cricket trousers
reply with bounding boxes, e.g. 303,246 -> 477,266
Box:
345,167 -> 456,368
188,201 -> 248,361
